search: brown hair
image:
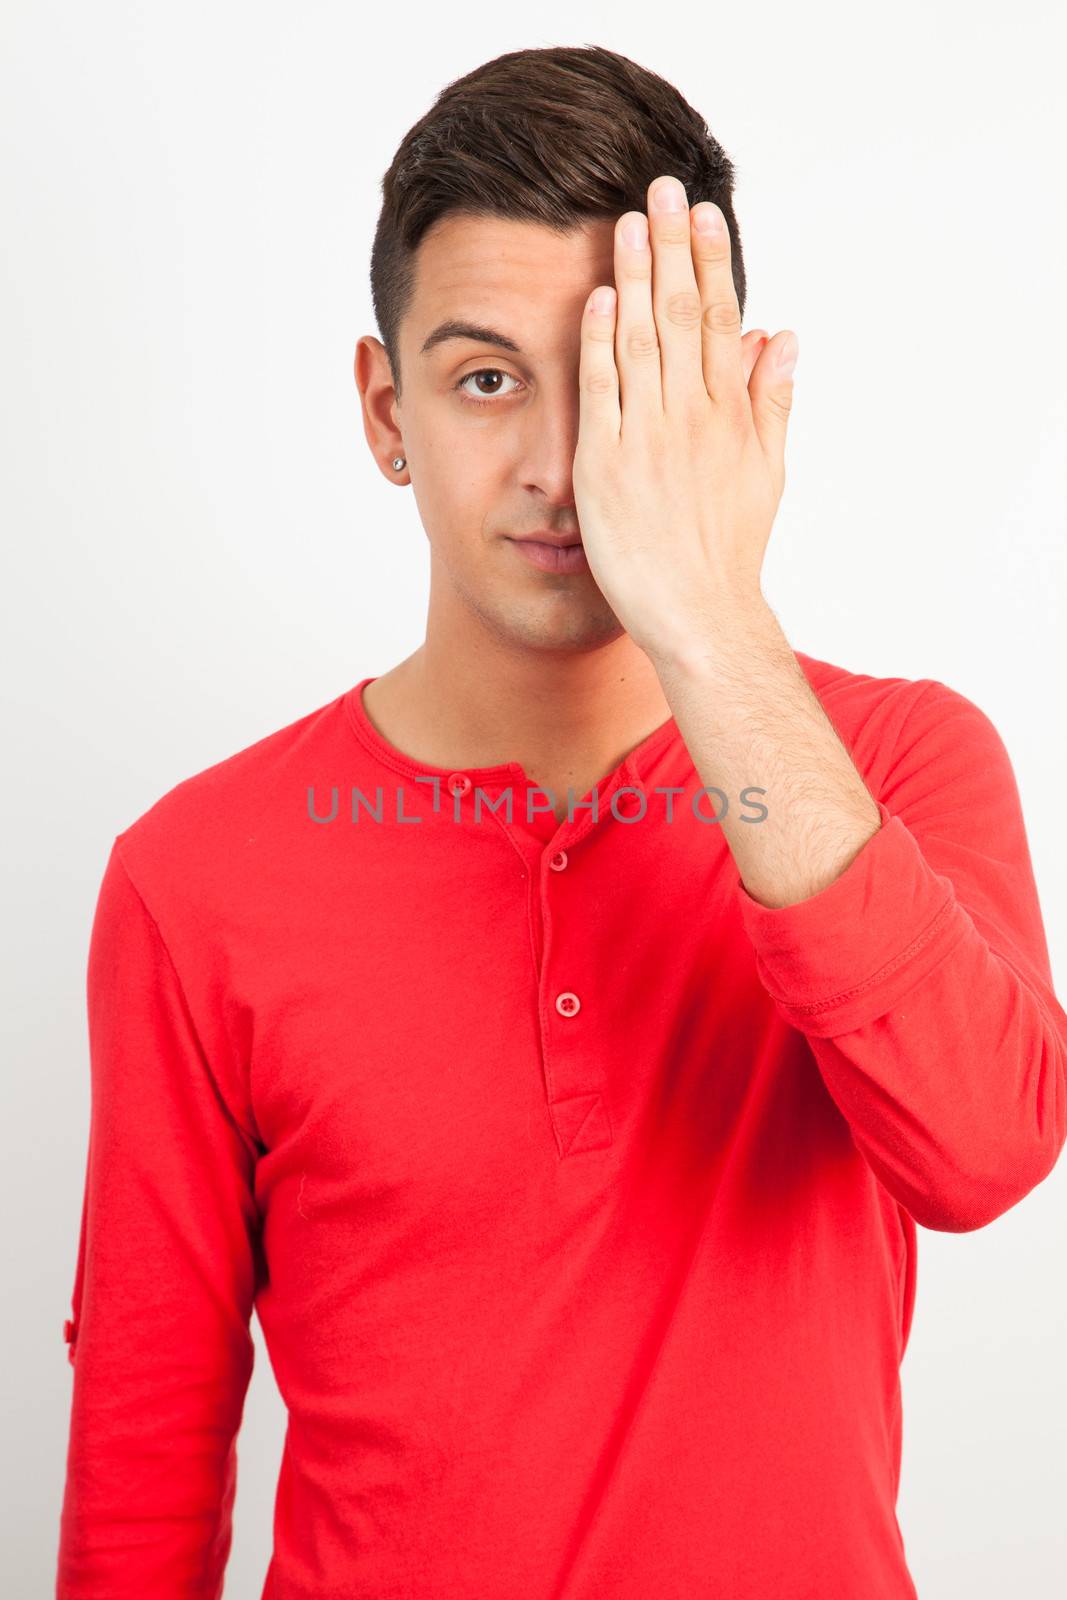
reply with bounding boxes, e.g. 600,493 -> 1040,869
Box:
369,44 -> 747,401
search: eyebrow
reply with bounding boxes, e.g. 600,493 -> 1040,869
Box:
419,319 -> 523,358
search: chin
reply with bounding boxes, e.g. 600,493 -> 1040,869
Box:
492,601 -> 625,655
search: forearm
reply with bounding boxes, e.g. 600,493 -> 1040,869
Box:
651,599 -> 881,908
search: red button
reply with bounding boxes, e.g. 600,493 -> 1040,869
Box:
63,1318 -> 75,1343
549,849 -> 568,871
447,772 -> 472,796
555,991 -> 581,1016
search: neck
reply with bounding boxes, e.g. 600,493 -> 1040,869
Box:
363,613 -> 673,795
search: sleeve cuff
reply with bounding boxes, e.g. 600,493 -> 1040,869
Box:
735,799 -> 969,1037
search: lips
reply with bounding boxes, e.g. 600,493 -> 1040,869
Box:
508,537 -> 590,574
509,533 -> 583,549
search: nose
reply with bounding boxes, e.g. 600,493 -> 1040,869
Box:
516,381 -> 581,512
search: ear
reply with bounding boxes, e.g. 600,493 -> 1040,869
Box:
354,335 -> 407,482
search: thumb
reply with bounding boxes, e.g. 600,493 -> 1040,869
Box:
750,331 -> 797,478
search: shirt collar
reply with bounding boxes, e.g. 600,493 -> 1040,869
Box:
343,675 -> 682,793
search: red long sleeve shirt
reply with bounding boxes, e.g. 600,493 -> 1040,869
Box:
56,653 -> 1067,1599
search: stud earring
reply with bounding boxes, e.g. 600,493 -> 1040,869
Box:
391,456 -> 406,471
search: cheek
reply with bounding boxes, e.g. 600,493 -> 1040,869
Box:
432,421 -> 509,503
408,445 -> 501,551
402,400 -> 515,536
412,402 -> 503,467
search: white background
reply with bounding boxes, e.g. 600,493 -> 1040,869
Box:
2,3 -> 1065,1594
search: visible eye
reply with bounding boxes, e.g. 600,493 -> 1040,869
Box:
454,368 -> 525,406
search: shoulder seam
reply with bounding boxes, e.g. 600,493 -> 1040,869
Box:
108,838 -> 259,1153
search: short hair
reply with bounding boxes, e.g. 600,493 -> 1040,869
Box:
369,44 -> 747,401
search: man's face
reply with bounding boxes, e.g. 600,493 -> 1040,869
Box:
358,212 -> 624,654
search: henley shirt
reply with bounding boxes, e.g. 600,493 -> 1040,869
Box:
56,651 -> 1067,1599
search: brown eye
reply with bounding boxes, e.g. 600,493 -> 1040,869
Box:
455,368 -> 523,405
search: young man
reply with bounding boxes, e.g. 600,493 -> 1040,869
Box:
56,44 -> 1066,1600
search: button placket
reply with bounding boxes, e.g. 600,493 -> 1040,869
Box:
537,833 -> 614,1158
548,851 -> 580,1024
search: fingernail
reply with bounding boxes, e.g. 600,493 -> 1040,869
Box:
694,202 -> 724,234
777,335 -> 798,374
652,177 -> 686,212
623,214 -> 649,250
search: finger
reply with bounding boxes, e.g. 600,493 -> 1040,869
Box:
749,331 -> 798,484
646,174 -> 707,411
576,284 -> 621,447
690,201 -> 748,416
742,329 -> 769,388
612,208 -> 662,422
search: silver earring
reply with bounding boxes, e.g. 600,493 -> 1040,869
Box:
391,456 -> 406,471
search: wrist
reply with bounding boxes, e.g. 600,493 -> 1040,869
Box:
647,590 -> 781,679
